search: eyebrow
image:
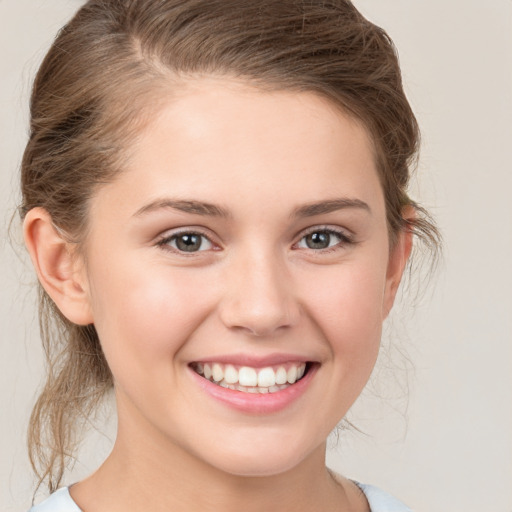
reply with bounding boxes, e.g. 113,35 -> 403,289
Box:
133,199 -> 232,218
133,197 -> 370,219
291,198 -> 371,218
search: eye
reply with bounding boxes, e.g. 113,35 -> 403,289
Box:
296,228 -> 351,251
158,231 -> 213,253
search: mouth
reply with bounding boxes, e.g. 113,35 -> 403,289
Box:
189,361 -> 312,394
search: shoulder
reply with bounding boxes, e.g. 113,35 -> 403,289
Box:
29,487 -> 82,512
356,482 -> 413,512
28,482 -> 412,512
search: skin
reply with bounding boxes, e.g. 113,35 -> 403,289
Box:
24,78 -> 412,512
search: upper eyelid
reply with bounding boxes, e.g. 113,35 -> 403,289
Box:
156,227 -> 218,250
294,227 -> 353,247
296,225 -> 353,240
155,232 -> 217,258
156,224 -> 350,238
156,226 -> 215,241
299,225 -> 349,234
155,224 -> 354,251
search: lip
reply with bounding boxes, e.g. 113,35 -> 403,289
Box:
189,361 -> 319,414
190,352 -> 312,368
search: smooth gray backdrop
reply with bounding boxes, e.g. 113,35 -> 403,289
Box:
1,1 -> 511,511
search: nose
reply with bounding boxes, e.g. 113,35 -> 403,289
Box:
218,247 -> 300,337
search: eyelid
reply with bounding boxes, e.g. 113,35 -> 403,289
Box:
155,227 -> 220,254
154,224 -> 355,255
293,225 -> 355,252
299,224 -> 353,238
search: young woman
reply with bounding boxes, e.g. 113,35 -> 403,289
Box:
21,1 -> 439,511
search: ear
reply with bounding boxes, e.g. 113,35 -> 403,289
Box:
382,207 -> 415,318
23,207 -> 93,326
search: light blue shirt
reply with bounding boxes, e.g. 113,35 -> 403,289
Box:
29,484 -> 413,511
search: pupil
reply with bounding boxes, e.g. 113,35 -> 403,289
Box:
307,232 -> 330,249
176,234 -> 202,252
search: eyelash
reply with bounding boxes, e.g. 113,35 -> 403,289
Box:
155,226 -> 354,255
294,226 -> 354,253
156,229 -> 215,255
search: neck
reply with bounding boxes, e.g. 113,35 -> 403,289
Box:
71,400 -> 353,512
89,440 -> 344,512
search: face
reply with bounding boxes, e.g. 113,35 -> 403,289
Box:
79,78 -> 406,477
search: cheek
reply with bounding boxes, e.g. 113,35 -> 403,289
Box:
300,259 -> 387,365
87,258 -> 216,379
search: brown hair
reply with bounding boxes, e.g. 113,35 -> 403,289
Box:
21,0 -> 440,493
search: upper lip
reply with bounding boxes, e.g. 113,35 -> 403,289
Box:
190,353 -> 316,367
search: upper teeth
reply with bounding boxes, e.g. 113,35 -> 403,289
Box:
194,362 -> 307,388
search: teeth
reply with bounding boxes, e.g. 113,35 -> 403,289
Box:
275,367 -> 288,385
195,362 -> 308,393
257,367 -> 276,387
224,364 -> 238,384
212,363 -> 224,382
287,366 -> 298,384
239,367 -> 258,387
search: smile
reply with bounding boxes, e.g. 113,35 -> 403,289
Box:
190,362 -> 309,394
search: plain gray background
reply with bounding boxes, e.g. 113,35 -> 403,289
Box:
1,1 -> 511,511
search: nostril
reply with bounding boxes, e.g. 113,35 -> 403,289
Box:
220,302 -> 299,338
218,267 -> 300,336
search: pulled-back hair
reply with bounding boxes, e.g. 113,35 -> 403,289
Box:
21,0 -> 439,493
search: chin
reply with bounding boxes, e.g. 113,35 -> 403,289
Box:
202,438 -> 319,478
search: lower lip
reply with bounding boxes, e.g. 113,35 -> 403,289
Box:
189,364 -> 318,414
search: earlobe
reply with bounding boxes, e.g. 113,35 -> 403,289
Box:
383,209 -> 415,318
23,207 -> 93,326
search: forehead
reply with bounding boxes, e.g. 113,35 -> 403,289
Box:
94,78 -> 384,220
135,77 -> 375,163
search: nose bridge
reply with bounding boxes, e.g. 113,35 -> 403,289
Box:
219,242 -> 298,336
